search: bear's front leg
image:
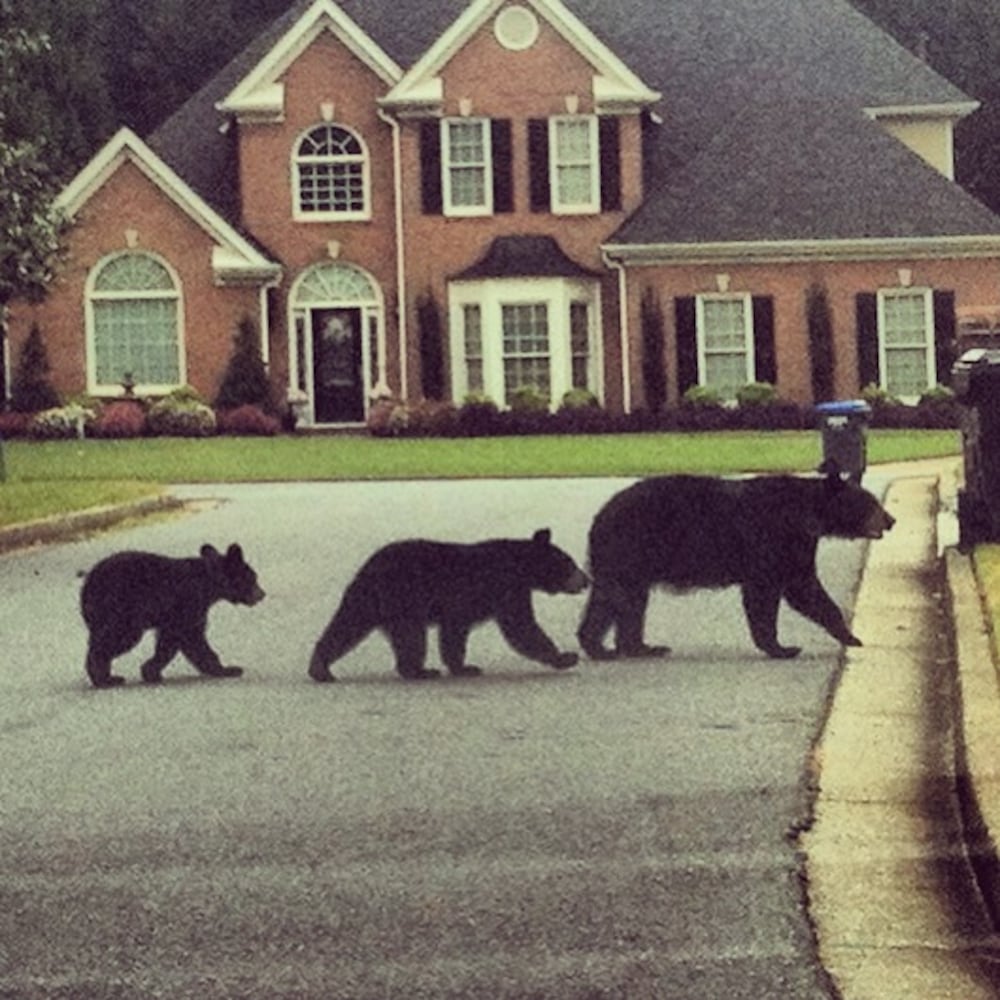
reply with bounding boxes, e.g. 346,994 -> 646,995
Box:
783,575 -> 862,648
178,629 -> 244,679
497,598 -> 578,670
741,582 -> 801,659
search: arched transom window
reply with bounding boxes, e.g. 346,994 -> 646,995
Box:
88,253 -> 183,392
294,124 -> 369,219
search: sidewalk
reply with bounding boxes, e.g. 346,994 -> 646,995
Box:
804,458 -> 1000,998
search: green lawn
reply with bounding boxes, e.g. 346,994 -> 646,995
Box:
0,428 -> 960,529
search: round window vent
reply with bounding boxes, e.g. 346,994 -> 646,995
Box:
494,5 -> 539,51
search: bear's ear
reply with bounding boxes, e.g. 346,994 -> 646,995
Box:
225,543 -> 245,563
200,544 -> 222,562
532,528 -> 552,546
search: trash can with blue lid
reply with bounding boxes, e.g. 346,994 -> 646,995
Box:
814,400 -> 871,483
953,349 -> 1000,546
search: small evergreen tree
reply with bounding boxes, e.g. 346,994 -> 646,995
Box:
214,315 -> 272,411
10,322 -> 60,412
807,283 -> 836,403
417,291 -> 445,401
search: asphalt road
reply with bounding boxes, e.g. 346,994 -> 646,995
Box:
0,478 -> 871,999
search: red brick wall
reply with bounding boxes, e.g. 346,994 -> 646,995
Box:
7,160 -> 260,403
623,255 -> 1000,408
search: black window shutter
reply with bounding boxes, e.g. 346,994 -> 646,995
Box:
933,290 -> 956,387
855,292 -> 879,390
419,120 -> 442,215
599,116 -> 621,212
491,119 -> 513,214
751,296 -> 776,384
675,296 -> 698,396
528,118 -> 550,213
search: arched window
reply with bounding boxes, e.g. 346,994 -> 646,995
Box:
294,124 -> 369,219
88,253 -> 183,392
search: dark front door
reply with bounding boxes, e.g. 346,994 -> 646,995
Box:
312,308 -> 364,423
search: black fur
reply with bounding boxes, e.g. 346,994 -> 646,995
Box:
578,472 -> 893,660
309,528 -> 588,682
81,544 -> 265,688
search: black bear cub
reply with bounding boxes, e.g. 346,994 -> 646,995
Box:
578,471 -> 894,661
309,528 -> 588,682
81,543 -> 265,688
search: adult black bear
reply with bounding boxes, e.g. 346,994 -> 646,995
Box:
578,472 -> 894,660
81,544 -> 265,688
308,528 -> 588,682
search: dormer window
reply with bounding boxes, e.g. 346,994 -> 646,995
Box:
294,123 -> 369,220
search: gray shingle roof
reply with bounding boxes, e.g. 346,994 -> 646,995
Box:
147,0 -> 1000,246
611,98 -> 1000,245
451,235 -> 602,279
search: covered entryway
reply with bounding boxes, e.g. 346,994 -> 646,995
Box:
289,262 -> 384,425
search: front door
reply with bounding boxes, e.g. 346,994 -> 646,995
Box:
312,308 -> 364,423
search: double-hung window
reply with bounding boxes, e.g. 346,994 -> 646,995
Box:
443,118 -> 491,216
550,116 -> 599,214
696,294 -> 754,400
502,303 -> 550,398
878,288 -> 934,399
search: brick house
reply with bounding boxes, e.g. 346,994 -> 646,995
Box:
9,0 -> 1000,424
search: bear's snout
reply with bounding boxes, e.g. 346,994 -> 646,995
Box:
865,509 -> 895,538
565,568 -> 590,594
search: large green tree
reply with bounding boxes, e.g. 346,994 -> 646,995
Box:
0,1 -> 67,397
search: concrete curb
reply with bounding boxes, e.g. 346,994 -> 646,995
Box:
948,547 -> 1000,927
0,493 -> 184,555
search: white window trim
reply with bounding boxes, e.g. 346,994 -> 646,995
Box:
84,251 -> 187,396
876,286 -> 935,402
449,277 -> 602,408
442,117 -> 493,217
695,292 -> 755,397
292,123 -> 372,223
549,115 -> 599,216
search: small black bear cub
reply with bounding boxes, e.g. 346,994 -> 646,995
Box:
578,471 -> 894,660
309,528 -> 588,682
81,543 -> 265,688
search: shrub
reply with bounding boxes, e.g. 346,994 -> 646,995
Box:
456,393 -> 501,437
216,404 -> 281,436
406,399 -> 458,436
147,388 -> 216,437
215,317 -> 273,411
508,385 -> 550,413
681,384 -> 724,408
559,388 -> 601,411
0,411 -> 30,438
90,400 -> 147,438
367,396 -> 407,437
10,324 -> 61,413
735,381 -> 779,407
27,404 -> 96,439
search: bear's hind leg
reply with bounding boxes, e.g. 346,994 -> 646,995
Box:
308,604 -> 372,682
84,624 -> 141,688
742,581 -> 800,659
614,583 -> 670,659
387,620 -> 439,680
439,618 -> 482,677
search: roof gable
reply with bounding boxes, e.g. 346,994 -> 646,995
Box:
59,128 -> 280,284
217,0 -> 402,122
381,0 -> 659,113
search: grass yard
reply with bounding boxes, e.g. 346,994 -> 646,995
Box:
0,427 -> 960,529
